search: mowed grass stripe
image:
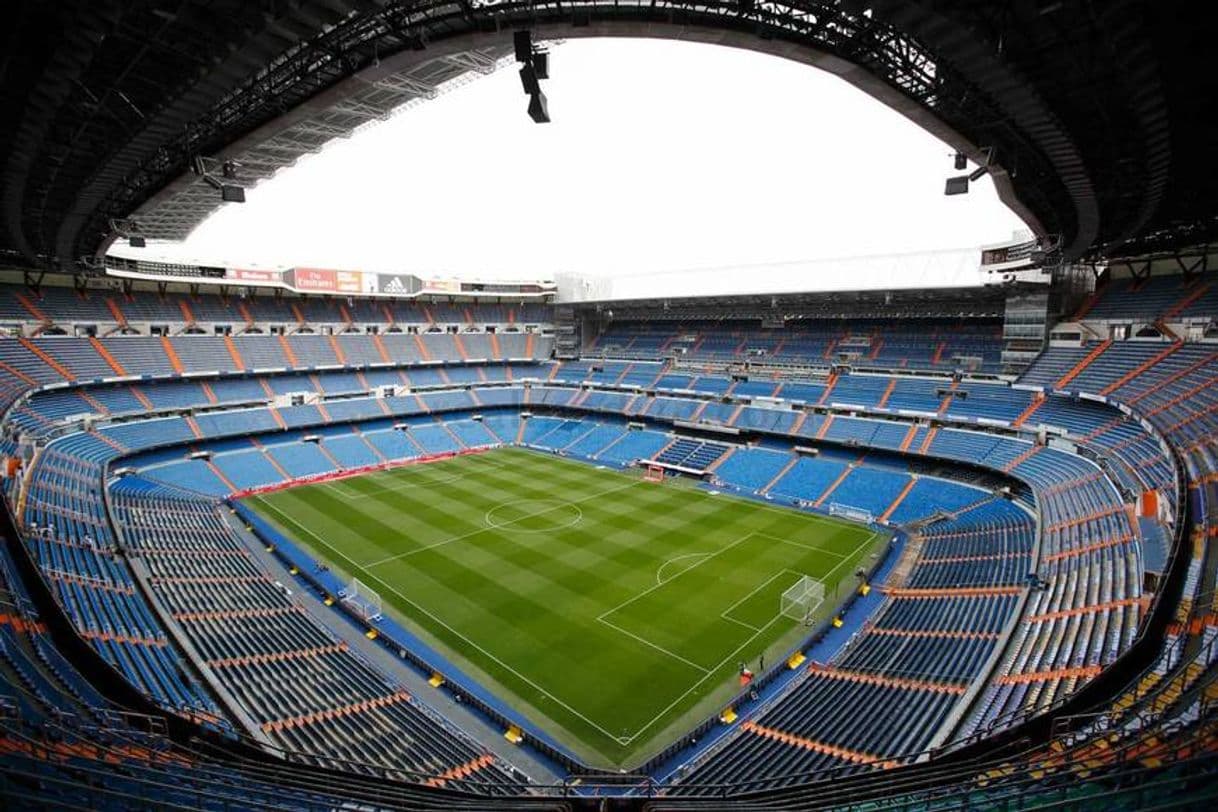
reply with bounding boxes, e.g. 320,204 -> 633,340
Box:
263,454 -> 587,563
602,534 -> 850,669
398,483 -> 691,625
261,450 -> 862,735
249,462 -> 696,749
368,478 -> 645,567
329,452 -> 507,497
246,446 -> 884,768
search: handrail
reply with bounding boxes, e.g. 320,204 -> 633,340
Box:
0,346 -> 1209,800
11,384 -> 1166,777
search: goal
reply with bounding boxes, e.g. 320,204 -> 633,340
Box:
340,577 -> 383,621
829,502 -> 874,524
780,575 -> 825,624
643,464 -> 665,483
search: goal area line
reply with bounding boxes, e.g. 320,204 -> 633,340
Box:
242,447 -> 891,764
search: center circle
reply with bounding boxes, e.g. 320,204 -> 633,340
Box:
485,499 -> 583,533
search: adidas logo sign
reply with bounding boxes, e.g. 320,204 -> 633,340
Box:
382,276 -> 407,294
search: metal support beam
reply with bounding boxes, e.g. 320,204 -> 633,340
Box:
6,1 -> 1199,270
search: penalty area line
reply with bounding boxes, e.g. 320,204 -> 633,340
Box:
619,612 -> 788,746
655,552 -> 710,586
596,616 -> 711,675
250,497 -> 633,747
719,569 -> 807,632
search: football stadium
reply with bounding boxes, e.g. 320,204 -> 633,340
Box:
1,2 -> 1216,810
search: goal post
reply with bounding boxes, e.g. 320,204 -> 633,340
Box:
643,464 -> 665,483
829,502 -> 874,524
780,575 -> 825,624
341,577 -> 383,621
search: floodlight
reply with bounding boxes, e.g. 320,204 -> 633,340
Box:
202,174 -> 245,202
945,151 -> 992,195
519,63 -> 541,96
954,152 -> 967,170
527,91 -> 550,124
513,31 -> 532,63
510,30 -> 552,123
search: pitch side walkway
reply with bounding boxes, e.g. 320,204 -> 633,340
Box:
651,526 -> 905,784
224,512 -> 565,787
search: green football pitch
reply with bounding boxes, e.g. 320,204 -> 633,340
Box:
243,446 -> 886,768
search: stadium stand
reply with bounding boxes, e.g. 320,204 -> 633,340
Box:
3,285 -> 1202,796
676,497 -> 1037,789
1079,274 -> 1218,324
0,283 -> 551,335
107,480 -> 525,790
587,317 -> 1005,374
3,6 -> 1218,795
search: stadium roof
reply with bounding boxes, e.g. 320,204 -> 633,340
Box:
2,1 -> 1213,273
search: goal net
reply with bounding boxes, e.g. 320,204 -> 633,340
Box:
781,575 -> 825,624
644,464 -> 665,483
829,502 -> 874,524
340,577 -> 383,621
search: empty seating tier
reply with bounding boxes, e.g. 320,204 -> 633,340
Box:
1,287 -> 1213,804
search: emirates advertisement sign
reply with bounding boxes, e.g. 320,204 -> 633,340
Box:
290,267 -> 371,293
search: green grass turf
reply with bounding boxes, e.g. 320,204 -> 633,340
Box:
243,446 -> 886,769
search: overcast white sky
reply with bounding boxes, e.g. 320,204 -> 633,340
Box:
121,38 -> 1026,281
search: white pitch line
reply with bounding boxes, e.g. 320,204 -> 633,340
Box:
596,616 -> 710,674
719,614 -> 763,633
751,531 -> 850,559
485,500 -> 584,534
252,497 -> 633,746
820,529 -> 882,585
611,533 -> 884,744
337,454 -> 512,499
725,492 -> 884,542
597,531 -> 761,623
304,453 -> 512,501
258,456 -> 889,750
719,569 -> 804,630
364,479 -> 641,567
340,470 -> 466,498
323,481 -> 361,499
654,552 -> 710,586
619,612 -> 788,745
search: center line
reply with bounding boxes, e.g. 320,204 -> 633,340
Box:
364,479 -> 641,567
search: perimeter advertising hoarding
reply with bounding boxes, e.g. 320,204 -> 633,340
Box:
980,247 -> 1010,266
227,268 -> 282,284
290,267 -> 338,292
377,273 -> 421,296
421,278 -> 461,294
981,238 -> 1036,267
289,267 -> 372,294
338,270 -> 374,294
